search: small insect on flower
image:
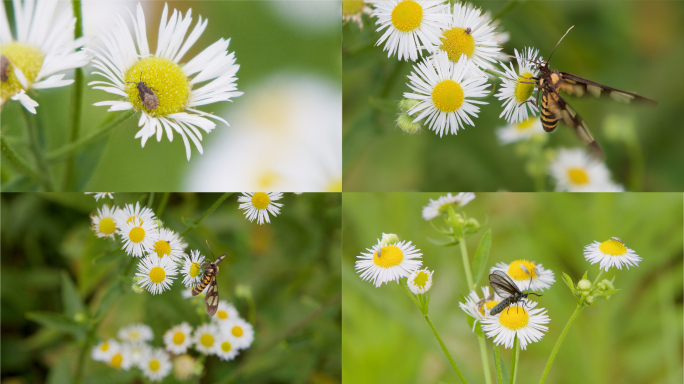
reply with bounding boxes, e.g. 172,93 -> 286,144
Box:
488,270 -> 542,315
1,55 -> 10,82
192,242 -> 226,316
126,70 -> 159,110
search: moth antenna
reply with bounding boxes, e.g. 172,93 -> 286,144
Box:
206,240 -> 216,261
547,25 -> 574,63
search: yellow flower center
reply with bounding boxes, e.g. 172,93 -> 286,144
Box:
126,215 -> 142,225
373,245 -> 404,268
232,326 -> 244,338
98,217 -> 116,235
432,80 -> 464,113
149,266 -> 166,284
125,57 -> 190,117
130,331 -> 139,339
149,359 -> 160,372
507,260 -> 538,280
200,333 -> 214,347
129,227 -> 145,243
498,306 -> 529,330
217,310 -> 228,320
221,341 -> 233,352
439,27 -> 476,61
599,239 -> 627,255
514,117 -> 536,131
1,43 -> 44,102
567,168 -> 590,185
342,0 -> 365,16
478,300 -> 499,316
190,262 -> 202,278
412,271 -> 429,288
391,0 -> 423,32
514,71 -> 535,102
256,171 -> 281,190
101,342 -> 109,352
173,331 -> 185,345
154,240 -> 171,257
109,353 -> 123,369
326,179 -> 343,192
251,192 -> 270,210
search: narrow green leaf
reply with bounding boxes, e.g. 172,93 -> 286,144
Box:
472,229 -> 492,286
561,272 -> 575,293
26,311 -> 83,334
95,282 -> 123,320
499,349 -> 510,383
429,219 -> 453,235
61,271 -> 84,317
581,270 -> 588,281
426,237 -> 459,247
118,275 -> 134,284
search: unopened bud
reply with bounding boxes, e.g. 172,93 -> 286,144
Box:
131,282 -> 144,294
396,113 -> 422,134
577,279 -> 592,291
585,295 -> 595,305
600,279 -> 614,291
398,98 -> 421,113
380,233 -> 400,246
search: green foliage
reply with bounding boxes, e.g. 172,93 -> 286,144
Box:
472,229 -> 493,286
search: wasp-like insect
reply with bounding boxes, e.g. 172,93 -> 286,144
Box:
126,70 -> 159,110
191,241 -> 226,316
1,54 -> 11,82
520,26 -> 657,155
488,267 -> 542,316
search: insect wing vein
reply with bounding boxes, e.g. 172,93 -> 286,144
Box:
489,271 -> 519,299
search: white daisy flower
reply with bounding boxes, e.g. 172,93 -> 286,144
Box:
180,249 -> 205,288
220,318 -> 254,350
151,227 -> 186,261
118,323 -> 154,344
213,301 -> 240,323
215,335 -> 241,361
355,236 -> 423,287
427,2 -> 501,73
140,348 -> 172,382
422,192 -> 475,220
172,355 -> 197,381
495,47 -> 542,124
90,204 -> 118,239
459,286 -> 500,331
88,3 -> 243,160
549,148 -> 621,192
343,0 -> 372,30
372,0 -> 450,61
496,117 -> 546,145
85,192 -> 114,201
584,238 -> 641,271
114,202 -> 156,228
118,216 -> 159,257
163,322 -> 193,355
238,192 -> 283,225
404,52 -> 490,136
135,254 -> 178,294
181,287 -> 196,299
481,300 -> 550,350
91,339 -> 120,362
489,260 -> 555,292
121,342 -> 152,370
0,0 -> 90,113
105,349 -> 127,369
407,268 -> 434,294
192,323 -> 220,355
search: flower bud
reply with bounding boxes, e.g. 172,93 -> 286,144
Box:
398,98 -> 421,113
585,295 -> 595,305
131,282 -> 144,294
74,312 -> 87,324
380,233 -> 400,247
464,217 -> 481,234
396,113 -> 422,134
577,279 -> 592,291
600,279 -> 614,291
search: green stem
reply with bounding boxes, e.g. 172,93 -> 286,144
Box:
458,232 -> 475,291
156,192 -> 171,217
510,335 -> 520,384
401,280 -> 423,311
493,0 -> 519,20
494,346 -> 503,384
146,192 -> 155,208
538,305 -> 584,384
478,333 -> 493,384
1,135 -> 43,182
22,107 -> 53,190
46,112 -> 133,162
591,269 -> 605,286
74,324 -> 96,384
63,0 -> 84,190
424,314 -> 469,384
179,193 -> 232,237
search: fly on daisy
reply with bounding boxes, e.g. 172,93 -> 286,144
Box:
88,3 -> 243,160
0,0 -> 90,113
135,254 -> 178,294
490,260 -> 555,292
238,192 -> 284,225
404,52 -> 490,137
495,47 -> 542,124
355,234 -> 423,287
481,299 -> 550,350
584,238 -> 641,271
372,0 -> 450,62
549,148 -> 624,192
422,192 -> 475,220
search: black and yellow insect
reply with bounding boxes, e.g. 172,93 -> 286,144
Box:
192,242 -> 226,316
524,26 -> 657,155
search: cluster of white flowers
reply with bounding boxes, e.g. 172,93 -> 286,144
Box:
187,301 -> 255,361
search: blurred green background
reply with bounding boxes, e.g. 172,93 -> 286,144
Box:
1,192 -> 341,383
342,193 -> 683,384
1,0 -> 340,191
343,1 -> 684,191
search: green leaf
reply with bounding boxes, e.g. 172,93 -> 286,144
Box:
471,229 -> 492,286
426,237 -> 459,247
499,349 -> 510,384
598,289 -> 620,297
447,205 -> 460,231
581,270 -> 588,281
26,311 -> 83,335
94,282 -> 123,321
46,355 -> 72,384
91,250 -> 123,265
61,271 -> 85,317
561,272 -> 575,293
429,219 -> 453,235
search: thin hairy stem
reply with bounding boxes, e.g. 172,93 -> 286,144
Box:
510,335 -> 520,384
22,107 -> 53,190
538,305 -> 584,384
180,193 -> 232,237
63,0 -> 84,190
1,135 -> 43,182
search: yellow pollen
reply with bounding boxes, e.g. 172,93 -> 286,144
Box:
514,71 -> 535,102
154,240 -> 171,257
567,168 -> 590,185
440,27 -> 476,61
98,217 -> 116,234
507,260 -> 538,280
217,310 -> 228,320
190,262 -> 201,278
514,117 -> 536,131
432,79 -> 464,113
126,216 -> 143,225
499,306 -> 529,330
125,57 -> 190,117
251,192 -> 270,210
130,331 -> 139,339
1,43 -> 44,102
173,332 -> 185,345
326,179 -> 343,192
599,239 -> 627,255
479,300 -> 499,316
149,360 -> 160,372
231,326 -> 244,338
110,353 -> 123,369
391,0 -> 423,32
200,333 -> 214,347
129,227 -> 145,243
149,266 -> 166,284
221,341 -> 233,352
413,271 -> 429,288
343,0 -> 365,16
373,245 -> 404,268
101,342 -> 109,352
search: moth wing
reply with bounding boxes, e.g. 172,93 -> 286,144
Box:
559,72 -> 657,106
489,271 -> 518,299
215,253 -> 227,265
204,275 -> 219,316
543,90 -> 604,157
